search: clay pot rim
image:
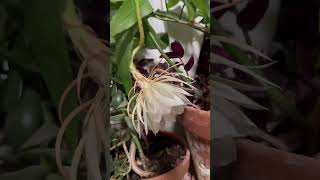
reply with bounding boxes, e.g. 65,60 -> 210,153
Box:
143,149 -> 191,180
182,106 -> 210,141
110,152 -> 191,180
111,131 -> 191,180
143,131 -> 191,180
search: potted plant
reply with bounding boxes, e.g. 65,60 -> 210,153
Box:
181,106 -> 210,180
110,0 -> 210,179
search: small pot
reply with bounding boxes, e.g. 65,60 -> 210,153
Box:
111,132 -> 190,180
143,131 -> 191,180
182,107 -> 210,180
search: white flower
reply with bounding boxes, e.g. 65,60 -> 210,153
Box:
128,67 -> 195,135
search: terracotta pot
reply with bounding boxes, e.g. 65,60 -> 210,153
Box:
182,107 -> 210,180
143,131 -> 191,180
110,132 -> 190,180
232,139 -> 320,180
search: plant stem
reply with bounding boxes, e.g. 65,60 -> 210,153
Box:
153,11 -> 210,34
165,0 -> 169,13
130,131 -> 149,170
129,0 -> 145,77
129,141 -> 154,177
130,131 -> 145,158
147,26 -> 189,82
148,32 -> 176,67
179,4 -> 186,19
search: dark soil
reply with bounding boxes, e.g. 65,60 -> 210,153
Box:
137,132 -> 186,178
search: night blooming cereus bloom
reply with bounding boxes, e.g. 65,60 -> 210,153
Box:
128,65 -> 196,136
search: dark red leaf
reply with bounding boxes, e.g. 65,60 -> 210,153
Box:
160,52 -> 181,59
237,0 -> 269,30
171,41 -> 184,58
184,56 -> 194,71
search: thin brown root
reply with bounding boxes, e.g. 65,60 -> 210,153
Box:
76,60 -> 88,104
55,99 -> 94,179
129,141 -> 154,178
81,102 -> 95,130
93,88 -> 109,151
122,142 -> 132,176
70,135 -> 86,180
58,73 -> 92,123
110,139 -> 128,151
149,62 -> 184,79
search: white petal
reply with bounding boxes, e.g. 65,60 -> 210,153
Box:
171,106 -> 185,114
150,85 -> 179,106
163,113 -> 176,122
143,110 -> 149,134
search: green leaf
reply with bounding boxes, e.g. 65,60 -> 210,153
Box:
111,90 -> 125,108
213,81 -> 267,110
20,121 -> 59,150
111,0 -> 126,2
167,0 -> 180,8
0,70 -> 23,112
160,33 -> 170,46
0,33 -> 39,72
212,53 -> 279,88
23,0 -> 79,147
0,166 -> 48,180
111,114 -> 125,122
22,148 -> 73,164
145,22 -> 174,67
4,88 -> 43,147
211,17 -> 304,126
191,0 -> 209,20
145,30 -> 169,49
124,116 -> 135,131
110,0 -> 153,37
183,0 -> 195,20
114,28 -> 135,96
46,174 -> 64,180
0,47 -> 39,72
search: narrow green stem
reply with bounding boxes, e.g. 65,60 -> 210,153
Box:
130,132 -> 144,156
153,11 -> 210,34
130,0 -> 145,72
179,4 -> 186,19
148,29 -> 189,82
130,131 -> 148,170
165,0 -> 169,13
149,33 -> 175,68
